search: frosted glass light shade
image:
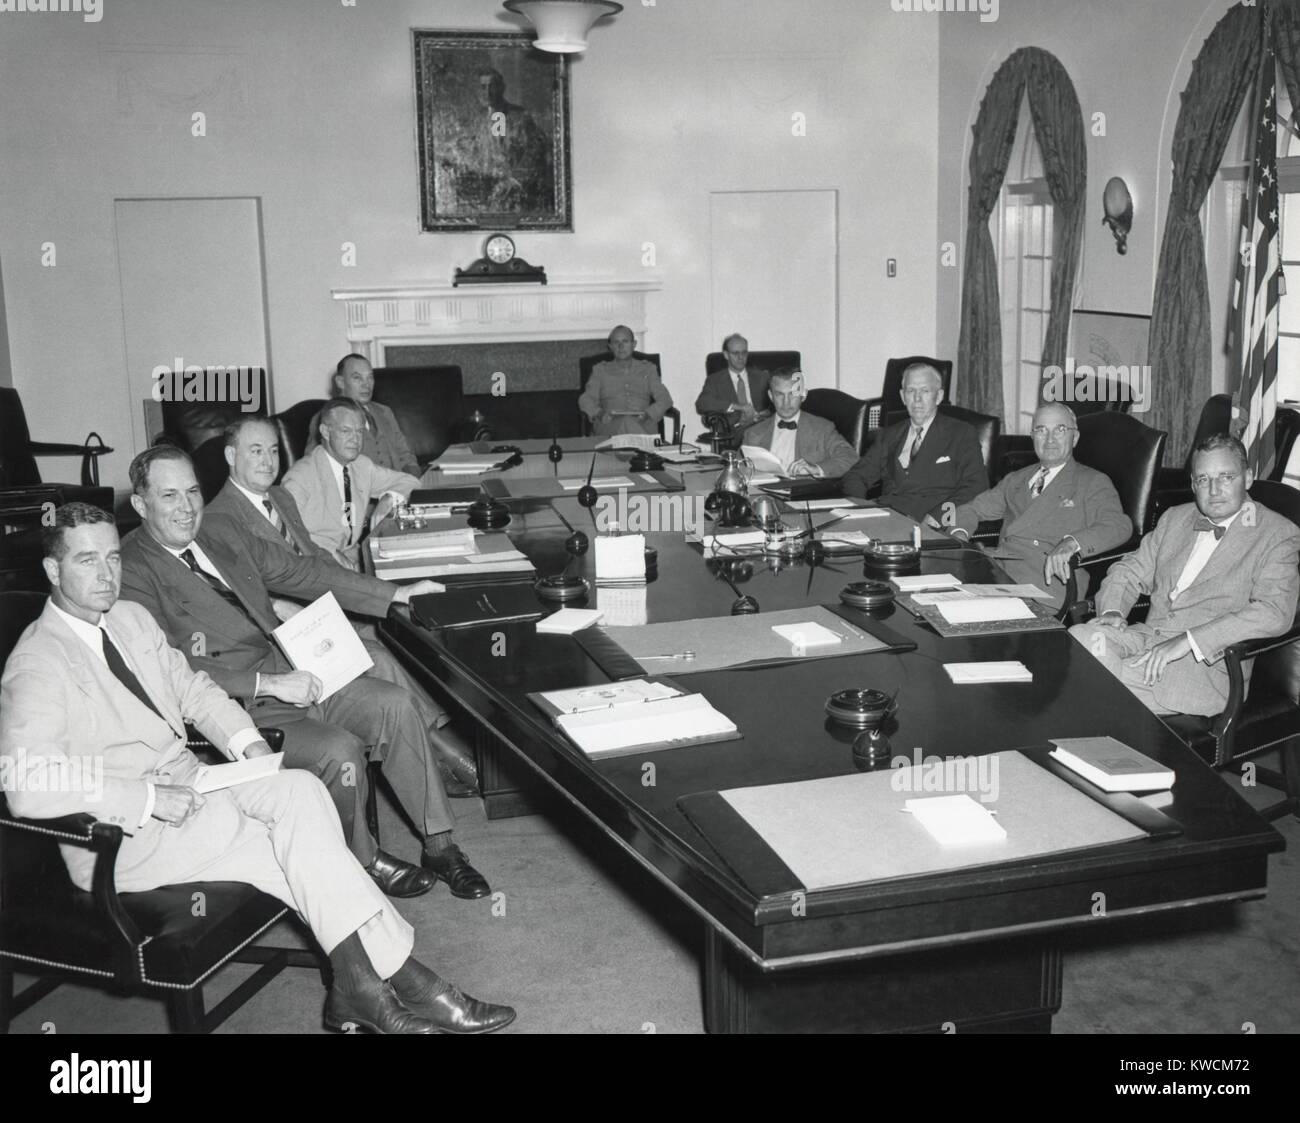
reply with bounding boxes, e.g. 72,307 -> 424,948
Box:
503,0 -> 623,53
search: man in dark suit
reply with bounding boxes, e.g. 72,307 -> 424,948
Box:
947,404 -> 1132,608
306,353 -> 421,478
840,362 -> 986,522
207,416 -> 479,795
119,446 -> 492,902
1070,435 -> 1300,716
694,333 -> 772,426
743,369 -> 858,478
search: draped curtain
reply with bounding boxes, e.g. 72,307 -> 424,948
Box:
1147,4 -> 1262,463
957,48 -> 1087,418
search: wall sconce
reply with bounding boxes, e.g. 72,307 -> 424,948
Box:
1102,176 -> 1134,255
503,0 -> 623,53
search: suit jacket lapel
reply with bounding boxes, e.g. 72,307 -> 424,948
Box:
269,490 -> 311,555
192,531 -> 278,634
1183,502 -> 1255,592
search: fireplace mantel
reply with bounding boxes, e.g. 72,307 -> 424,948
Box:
331,278 -> 663,363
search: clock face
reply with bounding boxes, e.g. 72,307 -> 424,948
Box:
485,234 -> 515,264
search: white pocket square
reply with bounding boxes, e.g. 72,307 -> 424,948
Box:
1060,498 -> 1075,507
935,455 -> 951,464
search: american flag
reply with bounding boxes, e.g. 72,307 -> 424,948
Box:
1232,43 -> 1282,479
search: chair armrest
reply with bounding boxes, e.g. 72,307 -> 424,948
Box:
1,809 -> 144,979
662,407 -> 681,446
186,727 -> 285,754
971,519 -> 1002,545
28,434 -> 112,487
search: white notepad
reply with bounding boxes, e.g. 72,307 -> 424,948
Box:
936,597 -> 1034,624
194,753 -> 283,794
904,795 -> 1007,846
770,621 -> 844,651
892,572 -> 962,592
595,534 -> 646,582
536,607 -> 605,634
944,661 -> 1033,684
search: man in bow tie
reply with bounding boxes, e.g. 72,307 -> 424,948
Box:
947,403 -> 1131,608
1069,434 -> 1300,716
742,369 -> 857,478
840,362 -> 986,521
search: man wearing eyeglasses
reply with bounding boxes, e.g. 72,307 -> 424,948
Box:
1069,433 -> 1300,716
694,333 -> 772,426
947,403 -> 1130,608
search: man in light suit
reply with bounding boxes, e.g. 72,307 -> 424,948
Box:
207,416 -> 480,796
0,503 -> 514,1033
1070,434 -> 1300,716
306,353 -> 421,478
947,403 -> 1132,608
694,333 -> 772,426
120,446 -> 492,902
284,398 -> 421,571
743,369 -> 858,478
840,362 -> 986,523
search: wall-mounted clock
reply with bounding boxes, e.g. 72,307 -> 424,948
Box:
453,233 -> 547,286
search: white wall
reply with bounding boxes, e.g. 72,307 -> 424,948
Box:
936,0 -> 1239,399
0,0 -> 940,494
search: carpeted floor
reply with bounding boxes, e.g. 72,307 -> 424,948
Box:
7,771 -> 1299,1035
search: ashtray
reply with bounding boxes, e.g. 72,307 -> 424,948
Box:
839,581 -> 895,611
864,541 -> 920,570
466,498 -> 511,530
533,575 -> 590,603
825,688 -> 897,730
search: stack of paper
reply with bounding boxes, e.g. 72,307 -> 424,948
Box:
740,445 -> 787,474
891,573 -> 962,593
771,621 -> 844,653
555,694 -> 739,758
433,453 -> 509,474
701,529 -> 765,556
372,530 -> 533,582
595,534 -> 647,586
1049,737 -> 1175,792
944,661 -> 1033,684
558,476 -> 633,491
373,528 -> 478,560
537,607 -> 605,634
595,434 -> 660,451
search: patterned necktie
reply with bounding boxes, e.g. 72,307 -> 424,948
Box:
777,420 -> 798,430
909,426 -> 924,462
1193,515 -> 1226,540
342,465 -> 354,547
1030,467 -> 1049,498
100,628 -> 166,722
179,548 -> 252,617
262,498 -> 291,543
735,375 -> 749,407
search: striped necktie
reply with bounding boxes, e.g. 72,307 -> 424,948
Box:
179,548 -> 254,620
907,426 -> 923,465
1030,467 -> 1049,498
341,465 -> 354,547
262,498 -> 292,544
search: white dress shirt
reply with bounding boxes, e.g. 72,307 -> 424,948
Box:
231,479 -> 278,526
769,411 -> 801,471
898,416 -> 935,469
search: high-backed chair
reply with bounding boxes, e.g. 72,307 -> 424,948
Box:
1068,376 -> 1136,417
0,591 -> 319,1034
370,365 -> 466,467
703,351 -> 802,379
273,398 -> 329,475
881,356 -> 953,417
578,351 -> 680,443
803,389 -> 871,457
882,403 -> 1001,486
0,388 -> 114,591
153,369 -> 270,503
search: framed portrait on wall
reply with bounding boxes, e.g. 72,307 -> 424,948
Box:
413,30 -> 573,232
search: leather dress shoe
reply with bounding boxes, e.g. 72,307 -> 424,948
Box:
393,974 -> 516,1034
366,850 -> 436,898
421,843 -> 490,899
324,978 -> 439,1034
437,762 -> 479,798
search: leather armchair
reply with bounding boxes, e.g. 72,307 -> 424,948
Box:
703,350 -> 802,378
273,398 -> 329,474
370,365 -> 466,467
803,388 -> 872,456
0,590 -> 320,1033
578,351 -> 680,443
882,355 -> 953,417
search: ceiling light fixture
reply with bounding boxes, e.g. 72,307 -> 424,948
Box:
503,0 -> 623,54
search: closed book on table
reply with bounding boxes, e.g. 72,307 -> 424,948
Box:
411,584 -> 544,630
1048,737 -> 1175,792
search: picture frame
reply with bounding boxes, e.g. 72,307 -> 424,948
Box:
1068,308 -> 1152,413
413,29 -> 573,233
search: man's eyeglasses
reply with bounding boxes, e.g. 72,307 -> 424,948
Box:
1191,472 -> 1241,490
1031,425 -> 1077,438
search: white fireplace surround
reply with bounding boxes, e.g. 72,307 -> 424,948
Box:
331,279 -> 663,363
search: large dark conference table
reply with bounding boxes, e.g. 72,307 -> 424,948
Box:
378,452 -> 1282,1034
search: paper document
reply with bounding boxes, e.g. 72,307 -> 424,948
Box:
556,694 -> 737,757
194,753 -> 283,794
960,583 -> 1052,600
596,434 -> 660,451
796,498 -> 860,510
833,508 -> 892,520
935,597 -> 1034,625
657,446 -> 701,464
944,661 -> 1033,684
433,453 -> 507,473
542,679 -> 681,714
271,592 -> 374,702
558,476 -> 633,490
891,573 -> 962,593
904,795 -> 1007,846
702,530 -> 765,556
740,445 -> 787,474
372,528 -> 477,560
595,534 -> 647,584
537,607 -> 605,634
